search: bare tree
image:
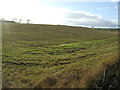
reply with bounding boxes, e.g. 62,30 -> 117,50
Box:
27,19 -> 30,24
12,18 -> 17,22
91,26 -> 94,28
19,19 -> 22,23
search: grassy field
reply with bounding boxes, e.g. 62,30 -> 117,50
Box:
2,22 -> 119,88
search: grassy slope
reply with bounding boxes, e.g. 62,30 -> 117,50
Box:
2,23 -> 118,88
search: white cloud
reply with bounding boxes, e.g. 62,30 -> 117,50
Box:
61,10 -> 117,27
25,0 -> 119,2
114,6 -> 118,8
111,0 -> 119,2
38,0 -> 119,2
0,0 -> 117,27
65,11 -> 102,19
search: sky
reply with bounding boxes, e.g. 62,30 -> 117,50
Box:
0,0 -> 119,27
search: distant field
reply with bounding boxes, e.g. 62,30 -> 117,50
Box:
2,23 -> 119,88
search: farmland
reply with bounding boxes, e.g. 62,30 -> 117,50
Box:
2,22 -> 119,88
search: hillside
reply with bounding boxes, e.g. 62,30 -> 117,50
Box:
2,23 -> 119,88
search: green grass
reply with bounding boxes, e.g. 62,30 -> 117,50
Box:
2,22 -> 118,88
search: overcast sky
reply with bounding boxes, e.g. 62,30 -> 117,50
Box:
0,0 -> 119,27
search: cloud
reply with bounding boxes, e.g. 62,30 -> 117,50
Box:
97,5 -> 118,10
62,10 -> 117,27
65,12 -> 100,19
31,0 -> 118,2
1,0 -> 117,27
65,19 -> 117,27
111,0 -> 119,2
114,6 -> 118,8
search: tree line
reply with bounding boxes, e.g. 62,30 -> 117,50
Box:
12,18 -> 31,24
0,18 -> 31,24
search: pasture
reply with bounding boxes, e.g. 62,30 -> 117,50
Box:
2,22 -> 119,88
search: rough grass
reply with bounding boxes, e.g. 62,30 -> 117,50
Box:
2,22 -> 118,88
